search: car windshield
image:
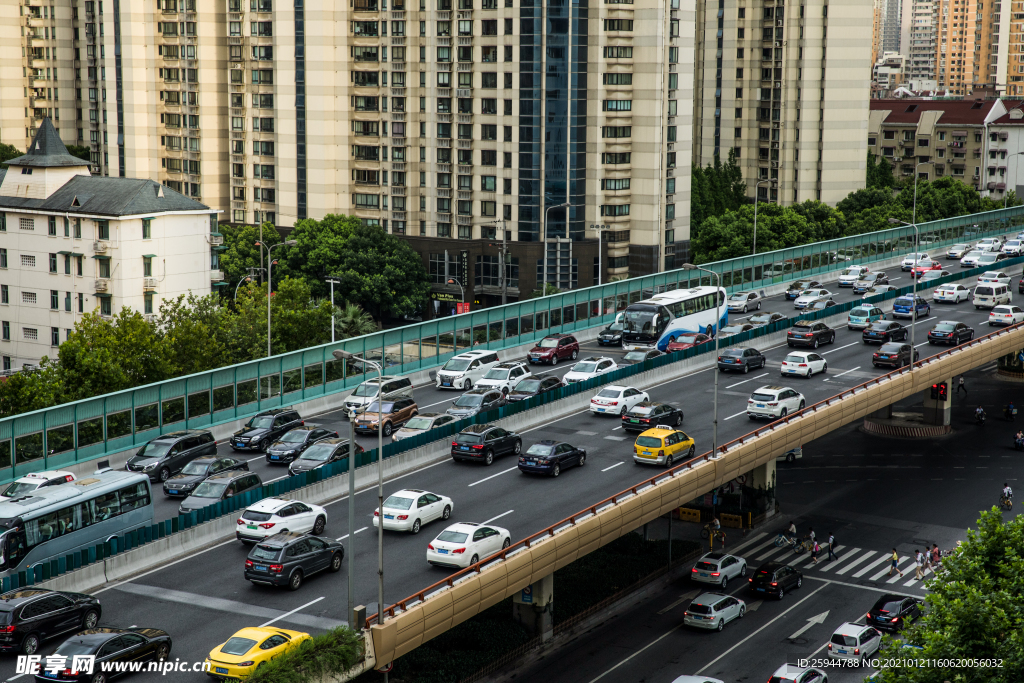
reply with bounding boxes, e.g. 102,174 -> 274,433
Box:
793,320 -> 813,328
572,362 -> 598,373
750,313 -> 773,323
442,358 -> 473,371
598,389 -> 622,398
933,323 -> 956,332
851,307 -> 871,317
841,268 -> 859,276
279,431 -> 307,443
993,307 -> 1011,314
454,394 -> 484,407
384,495 -> 414,510
299,444 -> 336,461
695,561 -> 717,570
604,323 -> 624,333
455,433 -> 483,444
403,417 -> 434,430
784,355 -> 807,363
623,351 -> 649,361
352,383 -> 381,397
363,402 -> 394,414
245,416 -> 275,429
181,461 -> 211,476
241,510 -> 272,522
895,298 -> 913,306
982,272 -> 1002,278
875,599 -> 903,612
136,441 -> 172,458
831,634 -> 858,646
513,380 -> 542,393
980,254 -> 998,262
868,322 -> 891,331
721,325 -> 747,334
437,530 -> 469,543
220,637 -> 257,656
622,310 -> 658,332
977,287 -> 994,295
251,546 -> 281,561
191,481 -> 228,498
484,368 -> 511,380
729,293 -> 749,301
635,436 -> 662,447
1,482 -> 40,497
672,335 -> 701,345
751,392 -> 776,401
879,343 -> 903,353
629,406 -> 654,415
526,444 -> 555,455
952,244 -> 969,250
537,338 -> 559,348
721,349 -> 743,356
53,641 -> 97,658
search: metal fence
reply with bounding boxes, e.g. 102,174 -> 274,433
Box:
1,204 -> 1022,483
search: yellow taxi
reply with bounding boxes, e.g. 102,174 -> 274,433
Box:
205,626 -> 311,679
633,426 -> 695,467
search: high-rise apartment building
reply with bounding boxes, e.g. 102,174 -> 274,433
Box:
931,0 -> 1012,97
879,0 -> 902,55
694,0 -> 873,206
900,0 -> 936,84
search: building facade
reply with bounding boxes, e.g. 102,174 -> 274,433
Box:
694,0 -> 873,206
872,51 -> 906,98
0,120 -> 218,371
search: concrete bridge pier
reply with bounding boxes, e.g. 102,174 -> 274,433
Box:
862,376 -> 954,437
512,573 -> 554,642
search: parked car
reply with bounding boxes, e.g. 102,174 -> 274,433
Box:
862,320 -> 908,344
264,424 -> 338,465
622,401 -> 684,432
288,438 -> 364,476
354,397 -> 418,437
927,320 -> 974,345
426,523 -> 511,568
450,424 -> 522,465
163,456 -> 248,498
683,593 -> 746,631
435,350 -> 500,390
690,552 -> 747,588
244,532 -> 343,589
866,593 -> 923,632
590,385 -> 650,416
787,320 -> 835,348
828,622 -> 882,662
618,348 -> 665,364
43,627 -> 171,680
1,471 -> 75,498
205,627 -> 310,680
475,360 -> 532,394
235,498 -> 328,543
231,409 -> 303,452
872,342 -> 918,369
785,280 -> 822,300
344,375 -> 414,413
178,470 -> 263,515
717,347 -> 767,373
446,388 -> 505,419
518,440 -> 587,477
748,561 -> 803,599
0,588 -> 102,655
847,305 -> 885,330
891,295 -> 930,319
749,311 -> 786,327
527,333 -> 580,364
392,413 -> 458,441
726,290 -> 764,312
128,429 -> 218,482
562,357 -> 618,384
373,489 -> 453,533
933,283 -> 971,303
988,304 -> 1024,326
746,386 -> 805,420
506,375 -> 565,402
596,322 -> 625,346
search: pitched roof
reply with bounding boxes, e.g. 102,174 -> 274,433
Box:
870,99 -> 999,125
988,101 -> 1024,125
4,118 -> 91,168
0,170 -> 209,216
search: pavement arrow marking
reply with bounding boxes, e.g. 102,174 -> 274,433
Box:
788,610 -> 830,640
746,600 -> 763,612
657,589 -> 700,615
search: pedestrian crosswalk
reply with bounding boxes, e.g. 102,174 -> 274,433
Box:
714,532 -> 937,592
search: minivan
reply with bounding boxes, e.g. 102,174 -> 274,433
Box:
127,430 -> 218,482
434,350 -> 500,390
974,282 -> 1011,309
343,376 -> 414,414
179,470 -> 263,514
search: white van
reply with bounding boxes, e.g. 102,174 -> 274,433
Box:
435,349 -> 500,390
973,282 -> 1011,309
344,375 -> 415,413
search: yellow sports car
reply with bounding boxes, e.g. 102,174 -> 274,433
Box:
205,626 -> 311,679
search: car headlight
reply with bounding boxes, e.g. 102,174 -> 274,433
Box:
143,463 -> 157,472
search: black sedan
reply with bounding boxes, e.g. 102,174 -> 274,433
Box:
622,402 -> 684,432
34,628 -> 171,682
749,312 -> 786,327
717,348 -> 767,373
507,375 -> 564,402
1019,276 -> 1024,294
872,342 -> 918,369
862,320 -> 908,344
0,589 -> 101,655
618,349 -> 664,366
163,456 -> 249,498
787,320 -> 835,348
451,424 -> 522,465
785,280 -> 822,300
927,320 -> 974,345
264,424 -> 338,465
748,561 -> 802,600
446,388 -> 506,419
518,440 -> 586,477
597,322 -> 625,346
289,438 -> 365,475
866,594 -> 923,632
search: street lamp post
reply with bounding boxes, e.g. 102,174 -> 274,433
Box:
233,276 -> 252,300
332,350 -> 386,631
255,239 -> 297,357
326,277 -> 341,343
542,202 -> 570,295
682,263 -> 722,457
753,180 -> 773,256
589,223 -> 609,286
889,217 -> 921,369
446,277 -> 464,313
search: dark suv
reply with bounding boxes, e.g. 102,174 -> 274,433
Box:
244,532 -> 344,590
787,320 -> 835,348
265,424 -> 338,464
451,424 -> 522,465
162,456 -> 249,498
0,588 -> 102,655
748,561 -> 803,600
446,388 -> 505,419
231,409 -> 303,452
289,438 -> 366,476
126,430 -> 217,482
527,334 -> 580,365
717,348 -> 767,373
866,593 -> 923,632
178,470 -> 263,515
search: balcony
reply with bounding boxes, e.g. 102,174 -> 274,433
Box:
210,233 -> 224,246
210,269 -> 224,281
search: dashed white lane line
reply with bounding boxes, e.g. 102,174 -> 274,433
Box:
723,409 -> 749,421
821,342 -> 858,354
259,597 -> 325,628
830,366 -> 862,379
467,466 -> 518,487
602,462 -> 625,472
482,509 -> 514,524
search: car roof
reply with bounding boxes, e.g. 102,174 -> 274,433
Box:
701,552 -> 727,560
256,531 -> 308,546
491,360 -> 527,368
358,375 -> 404,385
834,621 -> 870,636
758,561 -> 786,570
450,350 -> 496,359
206,470 -> 252,481
638,427 -> 678,437
691,592 -> 728,605
579,356 -> 613,362
444,522 -> 481,533
541,333 -> 574,339
785,351 -> 814,357
254,408 -> 298,416
390,488 -> 429,497
755,385 -> 787,392
311,437 -> 348,445
245,497 -> 294,513
460,423 -> 497,434
532,440 -> 558,447
285,424 -> 320,432
463,387 -> 498,395
0,589 -> 57,606
17,470 -> 74,481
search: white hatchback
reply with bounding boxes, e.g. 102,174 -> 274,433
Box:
978,270 -> 1012,285
837,266 -> 870,287
235,498 -> 328,543
794,289 -> 833,309
780,352 -> 827,378
747,386 -> 806,420
683,593 -> 746,631
933,283 -> 970,303
988,304 -> 1024,326
827,622 -> 882,661
373,488 -> 453,534
426,522 -> 511,568
563,357 -> 618,384
690,552 -> 748,588
590,385 -> 650,416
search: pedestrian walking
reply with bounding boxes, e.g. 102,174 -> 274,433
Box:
922,546 -> 933,573
827,533 -> 837,561
889,548 -> 903,577
914,550 -> 924,580
811,540 -> 820,564
931,544 -> 941,571
957,375 -> 967,396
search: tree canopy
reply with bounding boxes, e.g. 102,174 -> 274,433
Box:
691,149 -> 747,231
0,143 -> 22,169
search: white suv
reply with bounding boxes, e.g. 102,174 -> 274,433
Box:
475,360 -> 532,394
690,552 -> 747,589
828,622 -> 882,661
435,350 -> 500,390
563,357 -> 618,384
900,252 -> 929,271
235,498 -> 328,543
976,237 -> 1004,252
747,385 -> 806,420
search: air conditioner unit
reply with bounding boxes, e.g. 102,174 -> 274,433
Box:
144,314 -> 158,323
94,279 -> 109,293
93,241 -> 108,253
143,278 -> 157,290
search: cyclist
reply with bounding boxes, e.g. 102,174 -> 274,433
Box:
1007,402 -> 1017,422
976,406 -> 987,424
1003,483 -> 1013,503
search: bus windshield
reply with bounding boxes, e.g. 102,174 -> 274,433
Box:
622,309 -> 659,333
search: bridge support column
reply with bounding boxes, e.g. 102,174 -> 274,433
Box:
512,573 -> 554,642
869,404 -> 893,419
922,376 -> 953,426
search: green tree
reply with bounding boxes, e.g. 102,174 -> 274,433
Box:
874,508 -> 1024,683
867,153 -> 896,189
65,144 -> 92,162
0,362 -> 62,419
692,204 -> 820,263
334,302 -> 378,339
691,150 -> 748,238
0,143 -> 22,169
219,222 -> 282,291
789,200 -> 846,242
155,293 -> 232,376
837,186 -> 896,217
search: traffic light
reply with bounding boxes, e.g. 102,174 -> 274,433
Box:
931,382 -> 949,401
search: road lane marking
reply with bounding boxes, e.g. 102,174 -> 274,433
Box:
810,545 -> 847,572
821,342 -> 858,354
723,409 -> 748,421
722,531 -> 767,555
602,462 -> 625,472
833,550 -> 878,575
612,426 -> 622,430
830,366 -> 861,379
576,430 -> 598,436
886,559 -> 917,583
604,435 -> 627,441
586,624 -> 686,683
482,509 -> 514,524
656,590 -> 700,615
260,597 -> 326,628
726,379 -> 754,389
354,526 -> 368,534
467,466 -> 518,487
94,537 -> 239,594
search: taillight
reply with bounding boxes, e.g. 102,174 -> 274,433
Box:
891,617 -> 898,623
770,582 -> 777,586
658,450 -> 665,457
452,441 -> 458,446
428,543 -> 435,550
373,510 -> 379,516
748,578 -> 753,582
452,548 -> 467,555
641,418 -> 650,423
854,648 -> 860,655
767,402 -> 778,407
827,643 -> 832,650
799,364 -> 807,367
236,519 -> 245,525
866,612 -> 871,620
238,661 -> 256,667
691,568 -> 698,572
259,523 -> 275,529
245,560 -> 253,568
711,572 -> 720,577
397,515 -> 409,520
0,625 -> 15,633
472,444 -> 484,450
269,564 -> 284,573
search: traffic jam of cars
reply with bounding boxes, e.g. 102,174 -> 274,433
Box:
4,235 -> 1020,683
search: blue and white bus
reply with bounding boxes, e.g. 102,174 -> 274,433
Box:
619,286 -> 728,352
0,470 -> 153,575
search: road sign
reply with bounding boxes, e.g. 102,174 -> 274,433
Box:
377,662 -> 394,673
457,302 -> 471,314
521,585 -> 533,604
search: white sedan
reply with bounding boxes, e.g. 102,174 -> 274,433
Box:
590,385 -> 650,416
1002,240 -> 1024,256
901,252 -> 929,270
933,283 -> 971,303
988,304 -> 1024,326
837,266 -> 870,287
793,289 -> 833,309
373,488 -> 453,534
978,270 -> 1012,285
235,498 -> 328,543
976,237 -> 1004,252
781,351 -> 827,378
426,522 -> 511,568
563,357 -> 618,384
959,250 -> 985,268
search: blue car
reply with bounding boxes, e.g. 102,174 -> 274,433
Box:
517,440 -> 586,476
892,295 -> 930,320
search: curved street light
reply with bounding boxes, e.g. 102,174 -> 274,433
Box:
255,240 -> 297,357
233,276 -> 252,300
682,263 -> 722,457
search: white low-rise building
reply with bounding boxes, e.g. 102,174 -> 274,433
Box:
0,119 -> 221,371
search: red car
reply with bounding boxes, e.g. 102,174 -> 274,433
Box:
666,333 -> 713,352
910,260 -> 942,278
527,333 -> 580,365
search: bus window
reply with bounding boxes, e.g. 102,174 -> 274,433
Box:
3,529 -> 26,569
94,492 -> 120,522
120,483 -> 151,512
57,506 -> 77,535
25,511 -> 61,548
684,298 -> 696,315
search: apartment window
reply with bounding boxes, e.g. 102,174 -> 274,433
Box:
603,19 -> 633,30
482,19 -> 497,35
251,21 -> 273,36
603,46 -> 633,59
49,290 -> 59,310
253,93 -> 275,108
437,72 -> 451,87
353,121 -> 380,136
601,126 -> 631,138
22,292 -> 37,305
78,293 -> 84,312
481,201 -> 496,217
98,259 -> 110,278
252,46 -> 274,60
253,117 -> 274,132
600,204 -> 630,216
254,188 -> 276,202
23,328 -> 38,341
482,150 -> 498,166
144,292 -> 154,315
666,178 -> 675,194
354,193 -> 380,209
601,178 -> 631,191
0,249 -> 5,269
21,255 -> 36,268
253,141 -> 275,156
100,298 -> 111,316
504,99 -> 513,115
602,100 -> 632,112
0,286 -> 6,304
47,216 -> 57,236
353,21 -> 378,36
438,123 -> 452,138
48,253 -> 57,273
141,218 -> 152,239
251,69 -> 274,84
458,175 -> 472,190
481,176 -> 497,192
603,73 -> 632,85
602,152 -> 631,164
232,163 -> 245,178
142,256 -> 153,278
503,178 -> 512,194
438,173 -> 452,188
0,213 -> 5,232
1,322 -> 7,341
481,98 -> 497,114
19,218 -> 35,231
253,164 -> 276,179
458,20 -> 472,35
481,124 -> 497,140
